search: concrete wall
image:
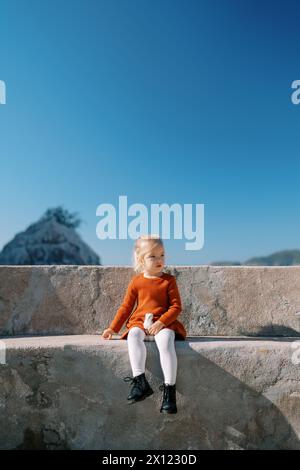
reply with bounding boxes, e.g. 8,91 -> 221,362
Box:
0,266 -> 300,337
0,266 -> 300,449
0,335 -> 300,450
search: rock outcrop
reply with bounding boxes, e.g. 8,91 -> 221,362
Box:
0,213 -> 100,265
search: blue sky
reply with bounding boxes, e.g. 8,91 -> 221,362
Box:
0,0 -> 300,265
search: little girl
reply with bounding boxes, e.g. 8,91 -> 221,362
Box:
101,234 -> 186,414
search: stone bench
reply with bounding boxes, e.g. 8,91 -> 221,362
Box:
0,266 -> 300,450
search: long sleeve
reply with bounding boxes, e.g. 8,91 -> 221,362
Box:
109,278 -> 137,333
158,277 -> 182,327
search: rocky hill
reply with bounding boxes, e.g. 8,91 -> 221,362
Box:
210,249 -> 300,266
0,207 -> 101,265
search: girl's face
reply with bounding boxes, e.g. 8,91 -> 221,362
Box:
142,245 -> 165,275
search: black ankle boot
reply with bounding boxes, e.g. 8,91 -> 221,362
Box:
123,373 -> 154,403
159,383 -> 177,413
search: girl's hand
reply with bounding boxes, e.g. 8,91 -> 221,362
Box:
148,320 -> 165,336
101,328 -> 115,340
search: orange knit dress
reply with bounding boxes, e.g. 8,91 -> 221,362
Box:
109,272 -> 187,340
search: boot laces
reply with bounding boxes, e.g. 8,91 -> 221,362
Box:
159,383 -> 176,400
123,375 -> 144,391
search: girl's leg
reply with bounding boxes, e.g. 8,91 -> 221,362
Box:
154,328 -> 177,385
127,327 -> 147,376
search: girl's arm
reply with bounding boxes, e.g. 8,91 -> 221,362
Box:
109,278 -> 137,333
158,277 -> 182,327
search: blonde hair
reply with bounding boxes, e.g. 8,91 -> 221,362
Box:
132,234 -> 165,273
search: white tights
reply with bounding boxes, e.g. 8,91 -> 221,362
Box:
127,326 -> 177,385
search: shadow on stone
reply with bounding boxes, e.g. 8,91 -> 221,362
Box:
239,324 -> 300,337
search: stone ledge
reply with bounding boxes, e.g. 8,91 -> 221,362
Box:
0,335 -> 299,449
1,333 -> 300,348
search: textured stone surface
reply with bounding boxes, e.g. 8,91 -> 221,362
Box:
0,266 -> 300,336
0,335 -> 299,450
